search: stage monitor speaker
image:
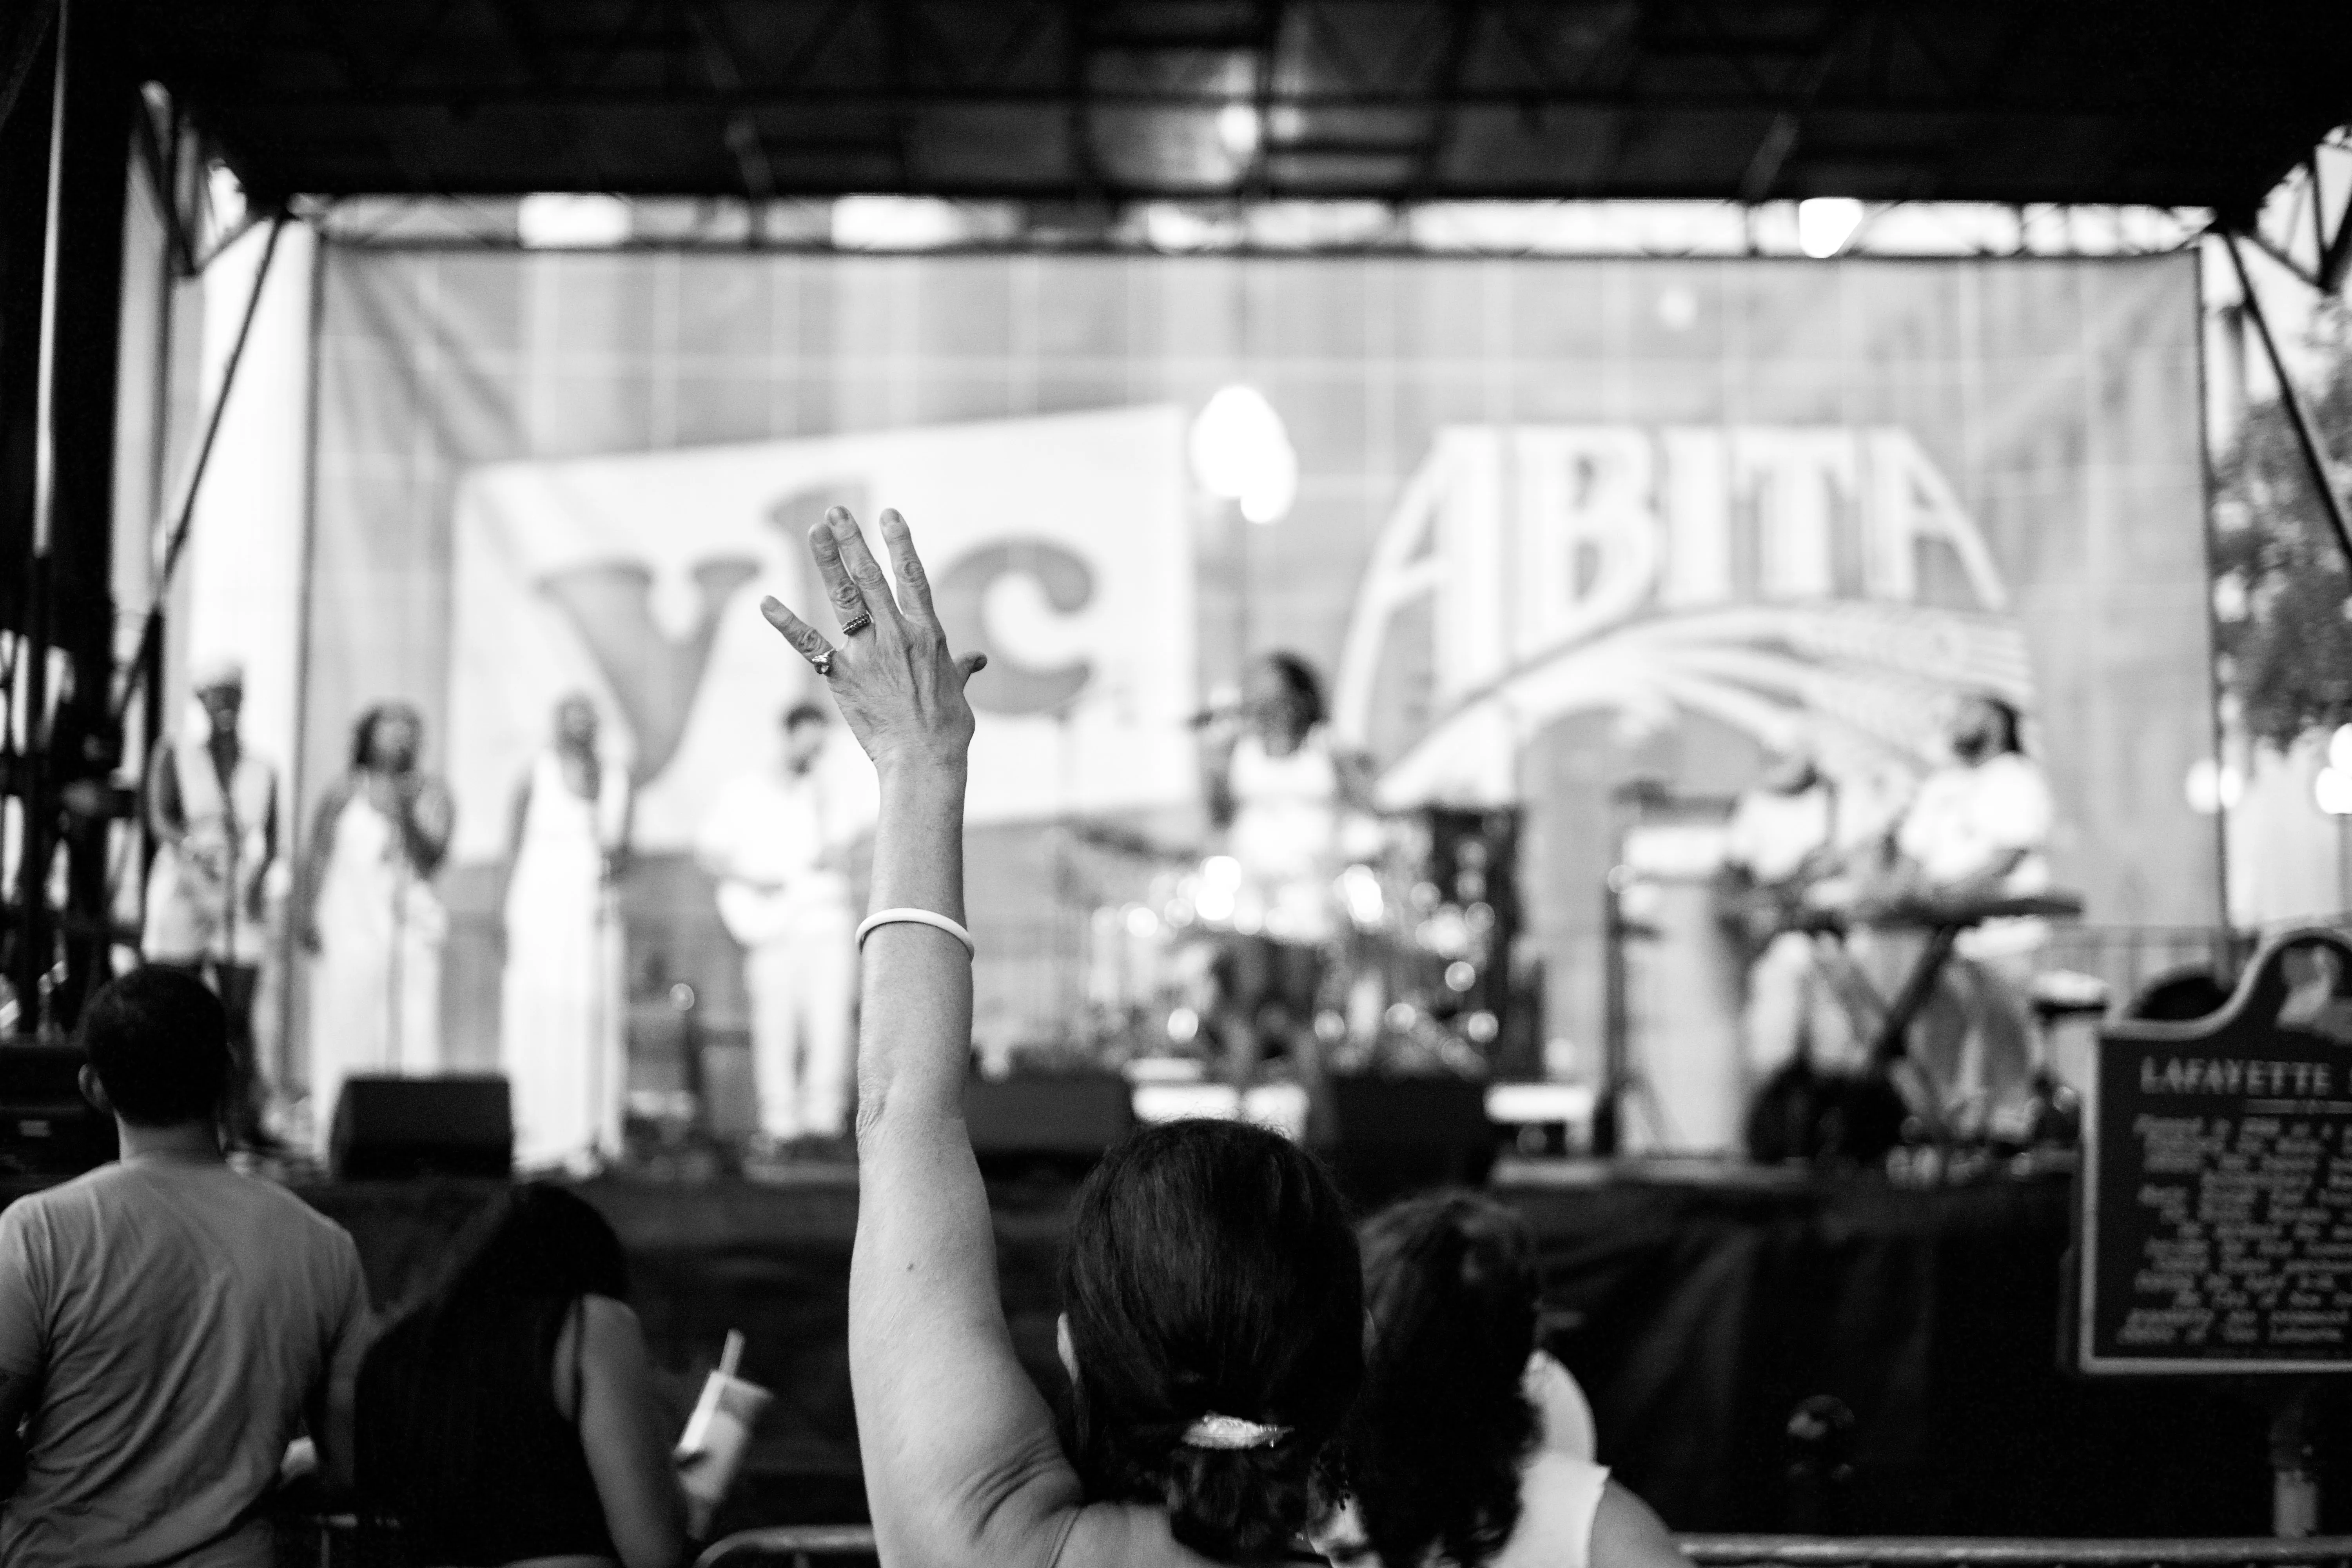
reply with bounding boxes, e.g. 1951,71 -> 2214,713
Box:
0,1045 -> 116,1176
1328,1076 -> 1497,1207
331,1076 -> 513,1181
964,1074 -> 1134,1175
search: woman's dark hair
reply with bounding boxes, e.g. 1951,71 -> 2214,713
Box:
1347,1192 -> 1544,1568
1059,1119 -> 1361,1563
356,1185 -> 629,1544
1259,652 -> 1327,731
350,701 -> 422,769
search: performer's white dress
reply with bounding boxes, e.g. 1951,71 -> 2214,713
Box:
1227,725 -> 1342,944
500,751 -> 629,1170
309,789 -> 447,1156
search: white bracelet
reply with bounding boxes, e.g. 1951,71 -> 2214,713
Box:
857,907 -> 976,957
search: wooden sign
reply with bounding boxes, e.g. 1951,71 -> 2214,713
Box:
2079,929 -> 2352,1375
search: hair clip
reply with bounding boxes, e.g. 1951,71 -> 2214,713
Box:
1180,1413 -> 1292,1450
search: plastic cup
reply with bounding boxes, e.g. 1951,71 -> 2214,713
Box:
675,1370 -> 773,1537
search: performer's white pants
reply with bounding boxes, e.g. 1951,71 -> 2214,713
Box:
745,921 -> 857,1141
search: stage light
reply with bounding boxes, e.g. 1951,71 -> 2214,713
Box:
1445,960 -> 1477,993
1238,439 -> 1298,526
1167,1007 -> 1201,1045
1189,385 -> 1299,525
2317,766 -> 2352,818
517,194 -> 631,249
1124,904 -> 1160,938
1194,856 -> 1240,923
1796,198 -> 1865,259
1217,103 -> 1262,159
2183,757 -> 2244,815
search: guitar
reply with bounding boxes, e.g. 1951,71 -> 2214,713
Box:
714,871 -> 853,948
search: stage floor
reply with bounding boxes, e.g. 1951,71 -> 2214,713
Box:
278,1160 -> 2329,1537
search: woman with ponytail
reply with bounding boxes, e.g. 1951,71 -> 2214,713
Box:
1322,1193 -> 1683,1568
757,506 -> 1359,1568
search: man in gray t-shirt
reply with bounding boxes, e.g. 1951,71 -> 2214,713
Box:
0,968 -> 369,1568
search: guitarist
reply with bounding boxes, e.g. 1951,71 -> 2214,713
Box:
696,700 -> 875,1158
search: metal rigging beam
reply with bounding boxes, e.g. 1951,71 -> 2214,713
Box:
8,0 -> 133,1034
2223,228 -> 2352,576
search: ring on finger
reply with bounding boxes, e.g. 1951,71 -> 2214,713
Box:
839,611 -> 874,638
808,646 -> 837,677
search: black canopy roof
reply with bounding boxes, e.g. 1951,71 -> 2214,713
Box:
127,1 -> 2352,216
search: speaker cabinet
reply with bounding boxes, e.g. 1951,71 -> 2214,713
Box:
330,1076 -> 513,1181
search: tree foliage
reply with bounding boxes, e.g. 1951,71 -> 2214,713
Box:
2212,337 -> 2352,750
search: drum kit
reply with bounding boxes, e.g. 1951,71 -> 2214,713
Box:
1070,808 -> 1522,1078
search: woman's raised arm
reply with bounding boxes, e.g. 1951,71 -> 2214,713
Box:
760,508 -> 1080,1568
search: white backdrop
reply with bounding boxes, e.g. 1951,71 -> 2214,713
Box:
446,405 -> 1196,863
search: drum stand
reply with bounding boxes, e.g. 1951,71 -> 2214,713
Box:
1595,868 -> 1671,1155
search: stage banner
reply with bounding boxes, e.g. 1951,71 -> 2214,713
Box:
445,407 -> 1194,861
307,249 -> 2214,1082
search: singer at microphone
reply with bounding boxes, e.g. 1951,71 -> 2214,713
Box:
1195,653 -> 1375,1129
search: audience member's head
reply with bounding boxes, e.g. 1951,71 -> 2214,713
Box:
78,967 -> 229,1129
417,1181 -> 628,1321
359,1184 -> 629,1526
1057,1118 -> 1361,1563
1348,1191 -> 1544,1568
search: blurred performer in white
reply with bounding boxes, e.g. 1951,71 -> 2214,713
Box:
1201,652 -> 1372,1094
1721,748 -> 1858,1078
696,700 -> 875,1156
296,702 -> 454,1156
142,658 -> 277,1146
499,694 -> 631,1171
1849,692 -> 2054,1130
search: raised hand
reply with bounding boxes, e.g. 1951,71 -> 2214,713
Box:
760,507 -> 986,778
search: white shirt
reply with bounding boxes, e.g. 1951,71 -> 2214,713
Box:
1895,752 -> 2054,894
1228,725 -> 1343,941
697,742 -> 878,923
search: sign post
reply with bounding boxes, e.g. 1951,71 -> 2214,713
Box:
2078,929 -> 2352,1536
